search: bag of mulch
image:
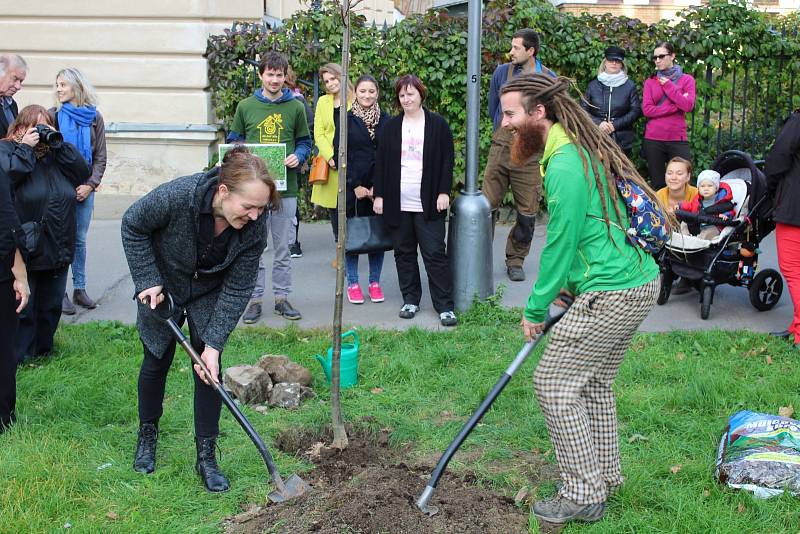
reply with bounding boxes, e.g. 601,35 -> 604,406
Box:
715,410 -> 800,499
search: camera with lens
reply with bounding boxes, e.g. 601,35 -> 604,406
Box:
35,125 -> 63,149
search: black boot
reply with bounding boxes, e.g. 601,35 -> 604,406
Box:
195,436 -> 230,492
133,423 -> 158,474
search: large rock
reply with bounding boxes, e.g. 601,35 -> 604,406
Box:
257,355 -> 312,386
268,382 -> 302,409
223,365 -> 272,405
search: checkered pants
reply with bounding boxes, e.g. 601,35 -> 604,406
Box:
534,278 -> 658,505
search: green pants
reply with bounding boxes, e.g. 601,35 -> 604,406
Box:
481,127 -> 543,269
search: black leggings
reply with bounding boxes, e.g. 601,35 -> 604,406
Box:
137,316 -> 222,438
0,278 -> 18,429
642,139 -> 692,190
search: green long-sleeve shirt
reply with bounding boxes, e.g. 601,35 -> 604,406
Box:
524,124 -> 658,322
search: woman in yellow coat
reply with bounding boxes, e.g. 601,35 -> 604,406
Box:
311,63 -> 353,249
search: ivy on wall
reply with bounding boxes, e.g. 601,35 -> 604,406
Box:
206,0 -> 800,187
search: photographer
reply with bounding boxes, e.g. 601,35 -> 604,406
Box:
0,104 -> 91,364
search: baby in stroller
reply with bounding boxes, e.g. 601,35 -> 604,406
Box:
656,150 -> 783,320
676,169 -> 736,240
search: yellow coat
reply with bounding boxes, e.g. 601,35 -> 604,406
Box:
310,94 -> 352,208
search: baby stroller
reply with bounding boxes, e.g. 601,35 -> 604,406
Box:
656,150 -> 783,319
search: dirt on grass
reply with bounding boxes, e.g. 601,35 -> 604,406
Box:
224,427 -> 546,534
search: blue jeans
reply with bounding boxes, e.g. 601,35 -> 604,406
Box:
345,252 -> 384,286
70,191 -> 94,289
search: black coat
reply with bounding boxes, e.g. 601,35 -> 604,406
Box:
373,108 -> 454,227
0,98 -> 17,138
766,110 -> 800,227
122,170 -> 267,356
0,166 -> 23,282
0,141 -> 91,271
333,109 -> 389,217
581,78 -> 641,151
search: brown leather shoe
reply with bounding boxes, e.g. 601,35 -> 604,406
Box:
61,293 -> 76,315
72,289 -> 97,309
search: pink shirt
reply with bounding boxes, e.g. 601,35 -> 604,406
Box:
642,74 -> 696,142
400,115 -> 425,212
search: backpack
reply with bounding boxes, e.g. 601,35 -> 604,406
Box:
614,175 -> 669,254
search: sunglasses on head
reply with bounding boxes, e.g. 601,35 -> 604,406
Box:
653,54 -> 670,61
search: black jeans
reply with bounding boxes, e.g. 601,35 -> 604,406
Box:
642,139 -> 691,190
15,267 -> 68,364
0,278 -> 19,430
137,315 -> 222,438
391,212 -> 454,313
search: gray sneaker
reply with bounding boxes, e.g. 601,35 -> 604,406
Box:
439,311 -> 457,327
274,298 -> 302,320
507,266 -> 526,282
533,495 -> 605,525
242,302 -> 262,324
398,304 -> 420,319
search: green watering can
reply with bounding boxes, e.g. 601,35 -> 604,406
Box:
315,330 -> 359,389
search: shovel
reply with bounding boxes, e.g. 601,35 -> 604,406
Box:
416,298 -> 572,516
145,292 -> 311,503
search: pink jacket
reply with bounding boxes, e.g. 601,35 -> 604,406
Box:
642,74 -> 696,142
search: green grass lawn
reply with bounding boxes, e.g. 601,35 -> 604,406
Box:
2,303 -> 799,533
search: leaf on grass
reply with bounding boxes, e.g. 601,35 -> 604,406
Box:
702,489 -> 711,497
514,486 -> 529,505
670,464 -> 682,474
675,352 -> 686,361
737,502 -> 745,514
371,387 -> 384,394
779,405 -> 794,418
628,433 -> 649,443
106,511 -> 119,520
766,355 -> 773,365
299,337 -> 310,343
63,524 -> 72,529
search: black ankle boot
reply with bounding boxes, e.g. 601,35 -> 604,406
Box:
195,436 -> 230,492
133,423 -> 158,474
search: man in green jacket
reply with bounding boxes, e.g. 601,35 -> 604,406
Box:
499,74 -> 663,529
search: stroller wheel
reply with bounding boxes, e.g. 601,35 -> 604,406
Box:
700,284 -> 714,320
749,268 -> 783,311
657,272 -> 674,305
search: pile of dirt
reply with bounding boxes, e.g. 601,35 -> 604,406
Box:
224,428 -> 534,534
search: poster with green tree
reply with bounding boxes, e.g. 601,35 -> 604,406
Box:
218,143 -> 287,191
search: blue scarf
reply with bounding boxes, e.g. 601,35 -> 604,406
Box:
657,64 -> 683,83
58,102 -> 96,165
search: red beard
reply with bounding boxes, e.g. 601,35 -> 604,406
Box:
510,119 -> 548,166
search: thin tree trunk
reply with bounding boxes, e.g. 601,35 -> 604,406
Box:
330,0 -> 354,451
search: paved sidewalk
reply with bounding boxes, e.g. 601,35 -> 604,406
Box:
61,194 -> 792,333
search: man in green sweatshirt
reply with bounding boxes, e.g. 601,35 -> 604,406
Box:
227,52 -> 311,323
499,74 -> 662,529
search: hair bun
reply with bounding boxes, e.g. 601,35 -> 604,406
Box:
222,144 -> 251,164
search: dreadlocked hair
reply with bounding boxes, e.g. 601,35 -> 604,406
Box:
500,74 -> 676,245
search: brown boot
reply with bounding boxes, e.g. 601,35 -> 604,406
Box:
73,289 -> 97,309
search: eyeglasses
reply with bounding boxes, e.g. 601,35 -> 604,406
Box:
653,54 -> 670,61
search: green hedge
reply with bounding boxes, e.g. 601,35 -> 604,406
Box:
206,0 -> 800,188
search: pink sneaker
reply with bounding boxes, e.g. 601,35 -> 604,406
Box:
347,284 -> 365,304
368,282 -> 385,303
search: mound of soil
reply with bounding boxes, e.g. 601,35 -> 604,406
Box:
224,428 -> 535,534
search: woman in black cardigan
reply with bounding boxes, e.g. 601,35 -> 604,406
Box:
333,75 -> 390,304
373,74 -> 456,326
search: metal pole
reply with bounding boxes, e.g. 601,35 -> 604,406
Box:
448,0 -> 493,311
464,0 -> 481,193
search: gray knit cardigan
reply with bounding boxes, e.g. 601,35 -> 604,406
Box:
121,169 -> 267,356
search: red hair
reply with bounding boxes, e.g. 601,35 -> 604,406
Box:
4,104 -> 52,139
394,74 -> 427,109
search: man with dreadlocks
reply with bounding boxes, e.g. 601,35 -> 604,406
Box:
500,74 -> 665,528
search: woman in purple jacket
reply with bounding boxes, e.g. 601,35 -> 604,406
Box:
642,42 -> 696,189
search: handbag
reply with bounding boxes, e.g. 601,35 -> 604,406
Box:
345,200 -> 394,254
308,155 -> 329,185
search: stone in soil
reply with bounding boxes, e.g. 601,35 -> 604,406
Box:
257,354 -> 312,386
224,429 -> 532,534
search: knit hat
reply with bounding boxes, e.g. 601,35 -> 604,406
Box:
697,169 -> 721,189
604,46 -> 625,62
